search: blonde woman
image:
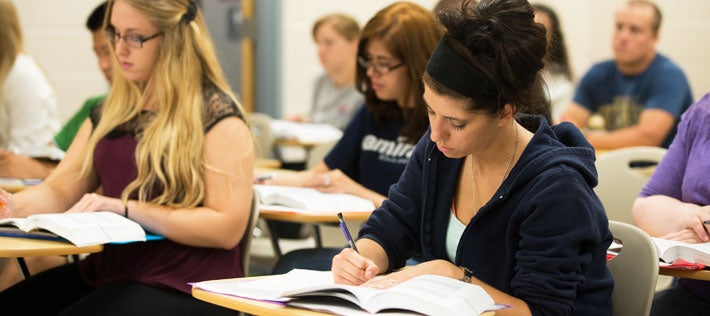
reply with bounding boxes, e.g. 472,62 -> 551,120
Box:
0,0 -> 61,177
0,1 -> 253,315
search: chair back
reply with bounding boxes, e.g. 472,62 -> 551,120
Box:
306,140 -> 338,169
240,190 -> 261,276
608,220 -> 658,316
595,146 -> 667,224
247,113 -> 274,159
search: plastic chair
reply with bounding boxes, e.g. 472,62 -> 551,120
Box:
595,146 -> 667,224
240,190 -> 261,276
608,220 -> 658,316
246,113 -> 274,159
306,139 -> 338,169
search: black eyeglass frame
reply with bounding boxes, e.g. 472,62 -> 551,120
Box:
104,27 -> 161,49
357,56 -> 405,75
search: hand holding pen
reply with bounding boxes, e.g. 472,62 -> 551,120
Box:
332,212 -> 380,285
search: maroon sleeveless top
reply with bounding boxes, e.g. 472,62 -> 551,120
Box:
80,87 -> 246,294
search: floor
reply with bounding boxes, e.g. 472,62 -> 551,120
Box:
247,219 -> 364,276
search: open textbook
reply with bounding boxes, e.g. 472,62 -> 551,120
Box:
192,269 -> 499,316
0,211 -> 147,247
270,119 -> 343,144
254,185 -> 375,213
652,237 -> 710,265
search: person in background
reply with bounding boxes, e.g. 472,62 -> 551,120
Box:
0,1 -> 254,315
263,1 -> 441,274
0,1 -> 113,180
262,2 -> 441,208
532,3 -> 574,123
54,1 -> 113,152
632,92 -> 710,316
331,0 -> 613,315
560,0 -> 693,149
276,13 -> 362,174
0,1 -> 112,292
286,13 -> 362,130
0,0 -> 61,179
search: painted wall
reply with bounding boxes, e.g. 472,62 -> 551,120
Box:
15,0 -> 710,123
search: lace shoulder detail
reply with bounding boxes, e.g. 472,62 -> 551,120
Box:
90,100 -> 154,137
89,100 -> 106,127
203,85 -> 244,132
89,86 -> 242,135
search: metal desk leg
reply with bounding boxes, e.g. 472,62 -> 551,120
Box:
313,224 -> 323,248
15,257 -> 30,279
266,220 -> 282,258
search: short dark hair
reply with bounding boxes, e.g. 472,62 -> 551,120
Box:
86,1 -> 108,32
628,0 -> 662,32
532,4 -> 572,81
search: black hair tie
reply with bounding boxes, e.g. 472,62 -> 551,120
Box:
181,1 -> 197,24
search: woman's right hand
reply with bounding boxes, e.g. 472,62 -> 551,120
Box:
331,248 -> 379,285
0,189 -> 13,218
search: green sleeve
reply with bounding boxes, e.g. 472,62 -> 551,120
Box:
53,95 -> 105,151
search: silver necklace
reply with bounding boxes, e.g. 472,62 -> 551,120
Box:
470,120 -> 519,213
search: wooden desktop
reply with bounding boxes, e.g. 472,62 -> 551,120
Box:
0,236 -> 102,278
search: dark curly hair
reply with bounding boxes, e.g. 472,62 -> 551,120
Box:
424,0 -> 550,122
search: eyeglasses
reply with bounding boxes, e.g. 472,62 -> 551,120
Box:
357,56 -> 404,75
105,27 -> 161,49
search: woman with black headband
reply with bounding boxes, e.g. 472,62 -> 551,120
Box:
331,0 -> 613,315
0,1 -> 252,314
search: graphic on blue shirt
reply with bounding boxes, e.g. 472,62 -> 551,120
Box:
361,135 -> 415,165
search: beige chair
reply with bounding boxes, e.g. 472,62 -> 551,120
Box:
306,139 -> 338,169
608,220 -> 659,316
240,190 -> 261,276
246,113 -> 274,159
595,146 -> 667,224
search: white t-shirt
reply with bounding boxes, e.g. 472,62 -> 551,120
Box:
541,69 -> 574,123
0,54 -> 61,159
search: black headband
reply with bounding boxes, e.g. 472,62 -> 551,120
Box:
426,40 -> 494,99
181,1 -> 197,24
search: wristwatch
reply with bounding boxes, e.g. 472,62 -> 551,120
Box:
459,266 -> 473,283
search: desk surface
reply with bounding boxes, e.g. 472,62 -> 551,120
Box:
193,285 -> 495,316
659,268 -> 710,281
0,236 -> 103,258
259,209 -> 371,223
193,287 -> 333,316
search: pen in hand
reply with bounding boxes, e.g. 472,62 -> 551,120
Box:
337,212 -> 359,253
255,172 -> 276,183
704,220 -> 710,225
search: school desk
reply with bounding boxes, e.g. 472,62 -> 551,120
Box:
0,236 -> 102,278
192,281 -> 496,316
659,268 -> 710,281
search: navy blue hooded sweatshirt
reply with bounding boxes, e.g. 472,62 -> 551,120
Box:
359,115 -> 613,315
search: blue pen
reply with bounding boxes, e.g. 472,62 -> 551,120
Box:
337,212 -> 359,253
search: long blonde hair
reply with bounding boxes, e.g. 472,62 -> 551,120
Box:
80,0 -> 244,208
0,0 -> 23,91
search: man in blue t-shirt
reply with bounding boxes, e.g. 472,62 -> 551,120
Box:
560,0 -> 693,149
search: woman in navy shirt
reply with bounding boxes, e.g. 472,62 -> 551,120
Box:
264,2 -> 442,208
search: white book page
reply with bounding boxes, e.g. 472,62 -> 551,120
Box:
652,237 -> 710,265
366,275 -> 494,315
270,120 -> 343,143
25,213 -> 109,246
22,212 -> 145,246
255,185 -> 374,213
0,217 -> 25,228
192,269 -> 335,302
